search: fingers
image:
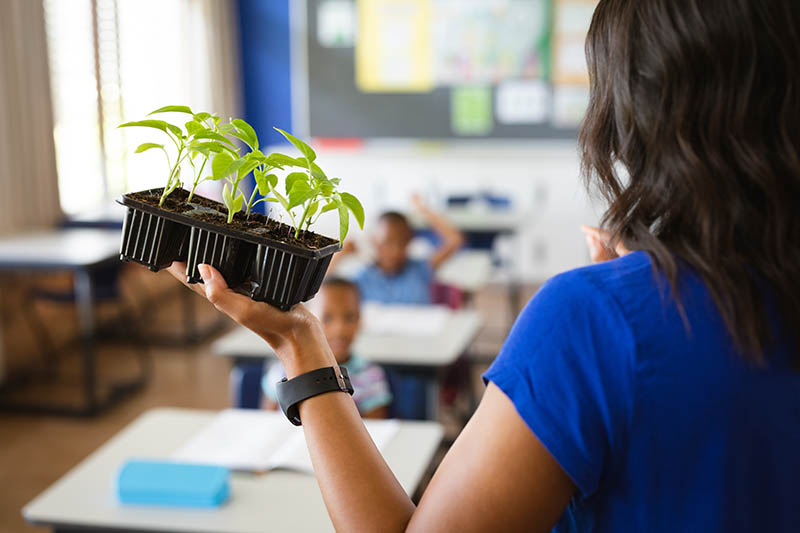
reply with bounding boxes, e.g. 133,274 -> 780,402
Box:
580,225 -> 616,263
166,262 -> 207,298
579,225 -> 633,262
195,264 -> 258,326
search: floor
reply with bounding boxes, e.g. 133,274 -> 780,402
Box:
0,281 -> 535,532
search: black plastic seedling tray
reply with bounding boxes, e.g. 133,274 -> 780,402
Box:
118,188 -> 340,310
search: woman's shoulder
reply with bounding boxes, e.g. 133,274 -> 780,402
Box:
522,251 -> 654,329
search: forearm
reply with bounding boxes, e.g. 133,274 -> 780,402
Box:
285,331 -> 415,532
420,207 -> 464,269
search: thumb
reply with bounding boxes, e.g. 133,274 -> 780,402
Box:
198,263 -> 228,293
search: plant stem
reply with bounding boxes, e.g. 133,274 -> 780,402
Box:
188,156 -> 208,203
245,185 -> 259,215
160,145 -> 184,206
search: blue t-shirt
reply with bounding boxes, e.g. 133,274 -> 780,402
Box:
355,259 -> 433,305
484,251 -> 800,532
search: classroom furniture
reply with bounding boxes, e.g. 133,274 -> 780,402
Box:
333,249 -> 493,297
408,205 -> 525,235
214,308 -> 484,420
435,250 -> 493,296
61,202 -> 126,230
0,228 -> 150,415
23,407 -> 444,533
62,204 -> 226,347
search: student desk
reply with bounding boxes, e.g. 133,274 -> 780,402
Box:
408,207 -> 525,235
213,308 -> 484,419
61,202 -> 126,230
23,407 -> 444,533
0,228 -> 148,415
333,249 -> 493,296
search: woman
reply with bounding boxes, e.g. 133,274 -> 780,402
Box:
168,0 -> 800,530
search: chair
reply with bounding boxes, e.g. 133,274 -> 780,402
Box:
21,262 -> 151,379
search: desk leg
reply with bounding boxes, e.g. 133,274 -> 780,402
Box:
182,287 -> 198,343
74,269 -> 97,413
426,379 -> 440,421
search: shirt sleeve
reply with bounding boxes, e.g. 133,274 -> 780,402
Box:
260,361 -> 284,403
352,363 -> 393,414
483,269 -> 636,497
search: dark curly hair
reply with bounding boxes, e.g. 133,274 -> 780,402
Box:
580,0 -> 800,363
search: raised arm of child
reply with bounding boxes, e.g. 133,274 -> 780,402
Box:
412,194 -> 465,270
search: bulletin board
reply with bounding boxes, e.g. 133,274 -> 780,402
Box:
303,0 -> 597,139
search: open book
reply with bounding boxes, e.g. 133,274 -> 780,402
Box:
172,409 -> 400,474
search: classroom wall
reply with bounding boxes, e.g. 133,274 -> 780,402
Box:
283,140 -> 604,282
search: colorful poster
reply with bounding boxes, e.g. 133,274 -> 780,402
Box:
432,0 -> 550,86
355,0 -> 433,93
552,0 -> 598,86
451,86 -> 493,136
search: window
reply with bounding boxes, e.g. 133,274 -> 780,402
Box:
44,0 -> 222,214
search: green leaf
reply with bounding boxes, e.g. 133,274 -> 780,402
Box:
188,141 -> 223,156
271,188 -> 290,213
285,172 -> 309,195
320,201 -> 339,214
320,182 -> 334,196
232,192 -> 244,213
149,105 -> 194,115
306,200 -> 319,218
254,172 -> 279,196
193,111 -> 212,121
232,119 -> 259,150
192,131 -> 236,147
274,128 -> 316,162
237,157 -> 261,179
223,183 -> 233,205
212,152 -> 234,179
340,192 -> 364,229
228,130 -> 256,150
266,153 -> 299,169
294,157 -> 327,180
289,188 -> 317,210
337,202 -> 349,243
118,119 -> 169,132
185,120 -> 205,136
166,123 -> 183,137
134,142 -> 164,154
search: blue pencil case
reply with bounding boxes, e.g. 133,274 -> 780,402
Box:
117,460 -> 230,508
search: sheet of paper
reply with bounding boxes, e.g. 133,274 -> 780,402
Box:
496,80 -> 549,124
552,86 -> 590,127
355,0 -> 433,92
361,303 -> 451,337
172,409 -> 400,474
172,409 -> 297,472
318,0 -> 357,48
451,86 -> 493,136
269,419 -> 401,474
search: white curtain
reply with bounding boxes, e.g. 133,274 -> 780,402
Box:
0,0 -> 62,235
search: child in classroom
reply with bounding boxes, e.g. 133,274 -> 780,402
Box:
331,194 -> 465,419
336,194 -> 465,304
261,278 -> 392,419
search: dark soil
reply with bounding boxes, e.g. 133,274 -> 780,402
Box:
127,188 -> 338,250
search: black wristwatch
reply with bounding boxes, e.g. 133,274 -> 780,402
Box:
276,367 -> 354,426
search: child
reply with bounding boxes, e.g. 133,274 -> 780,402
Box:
261,278 -> 392,418
350,194 -> 464,304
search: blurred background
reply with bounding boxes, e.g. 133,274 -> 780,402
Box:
0,1 -> 600,530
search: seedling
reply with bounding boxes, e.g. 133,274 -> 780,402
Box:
120,106 -> 364,244
211,122 -> 364,243
119,105 -> 239,205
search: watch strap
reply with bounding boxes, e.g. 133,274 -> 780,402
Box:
276,366 -> 354,426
